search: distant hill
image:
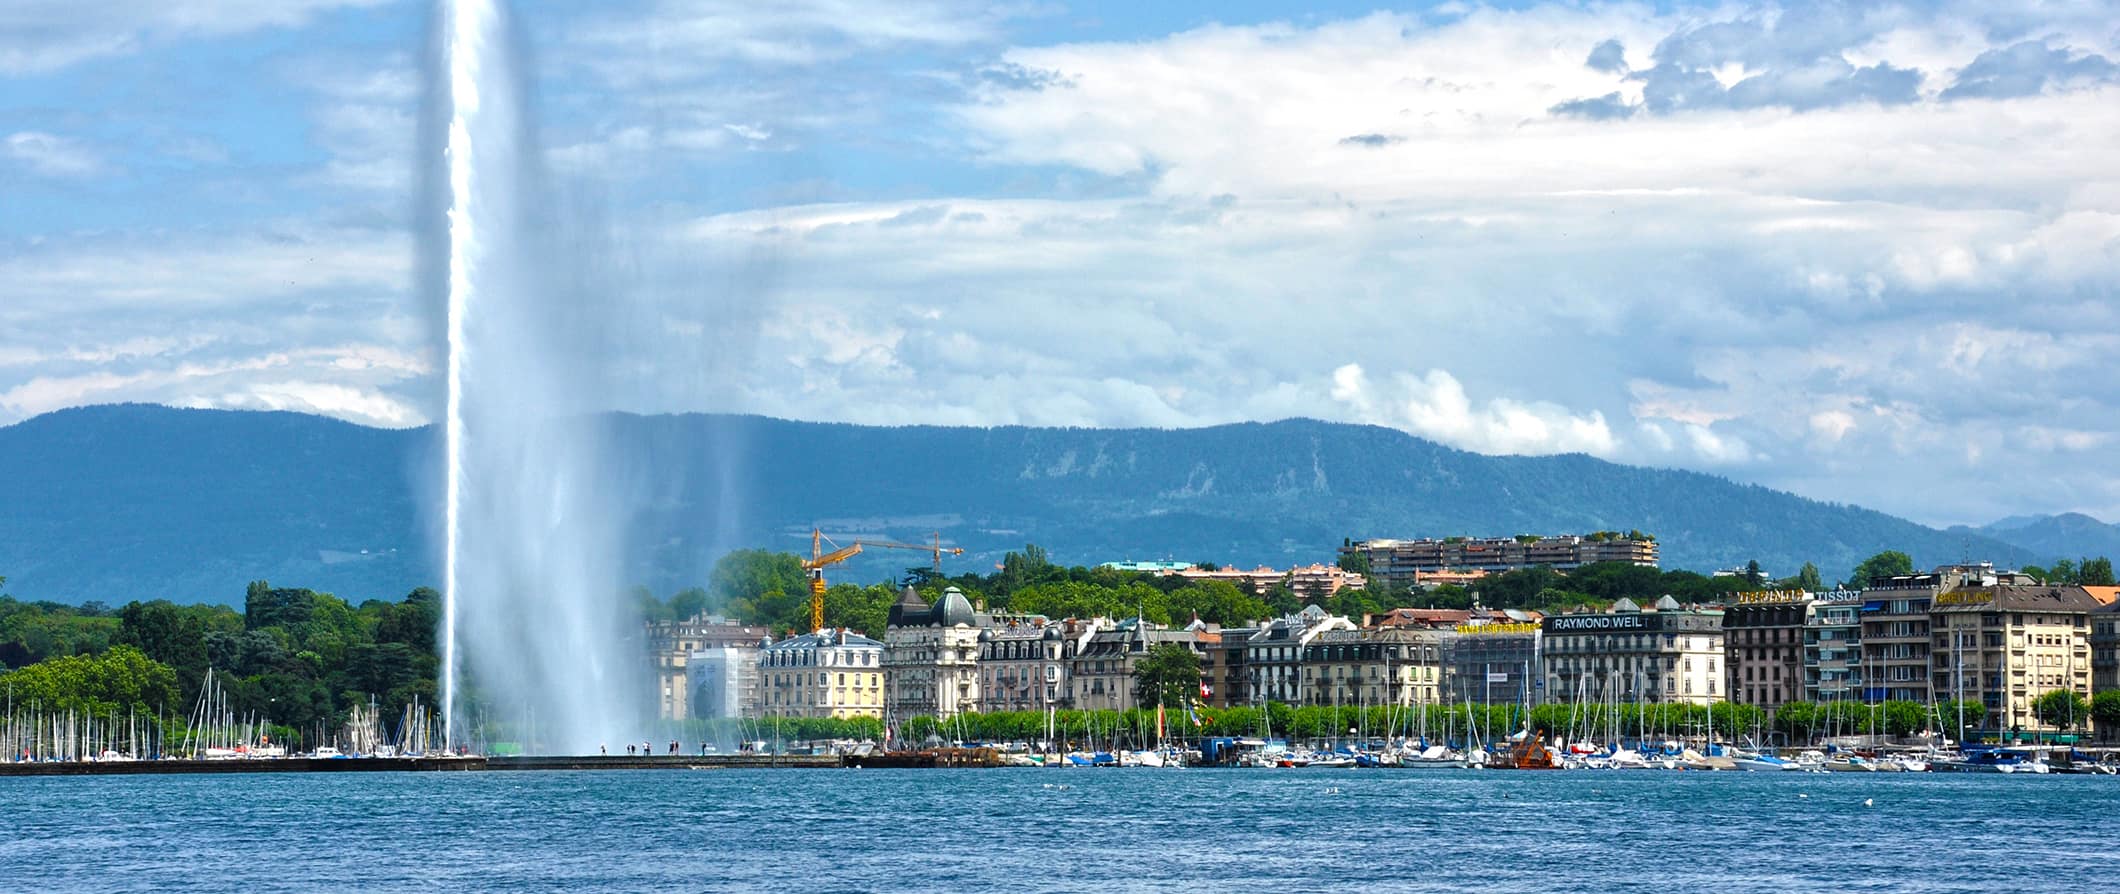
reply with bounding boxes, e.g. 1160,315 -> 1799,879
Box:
0,404 -> 2040,605
1951,513 -> 2120,565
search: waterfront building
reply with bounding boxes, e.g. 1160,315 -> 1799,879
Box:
2093,600 -> 2120,695
1301,627 -> 1444,708
1341,533 -> 1657,587
1443,620 -> 1542,706
977,616 -> 1102,712
757,628 -> 885,719
1804,591 -> 1865,704
883,586 -> 984,722
1722,590 -> 1808,711
1069,618 -> 1216,713
1541,597 -> 1723,705
1931,584 -> 2099,736
646,615 -> 768,721
1205,624 -> 1257,708
1854,565 -> 2018,703
1244,605 -> 1357,705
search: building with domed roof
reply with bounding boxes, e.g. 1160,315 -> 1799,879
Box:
883,586 -> 987,723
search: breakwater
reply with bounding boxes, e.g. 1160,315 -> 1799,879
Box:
0,753 -> 847,777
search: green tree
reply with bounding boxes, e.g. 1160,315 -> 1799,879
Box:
1743,560 -> 1765,588
1795,562 -> 1824,592
707,550 -> 809,609
2033,689 -> 2089,731
0,645 -> 180,716
1336,550 -> 1370,575
2091,691 -> 2120,742
2079,557 -> 2115,587
1848,551 -> 1914,588
1130,643 -> 1202,709
1772,701 -> 1819,742
1880,700 -> 1927,737
2048,559 -> 2078,585
668,587 -> 710,621
1937,699 -> 1987,740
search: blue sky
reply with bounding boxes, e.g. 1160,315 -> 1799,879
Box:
3,0 -> 2119,528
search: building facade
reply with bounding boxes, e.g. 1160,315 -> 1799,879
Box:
1205,625 -> 1257,708
646,616 -> 768,721
1931,585 -> 2099,735
1070,619 -> 1217,713
1804,591 -> 1865,703
1723,590 -> 1809,711
1244,605 -> 1357,705
1443,622 -> 1543,706
883,586 -> 984,723
757,628 -> 885,719
1301,628 -> 1445,708
1541,597 -> 1724,705
2093,601 -> 2120,695
977,617 -> 1102,712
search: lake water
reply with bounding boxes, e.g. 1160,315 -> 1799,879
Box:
4,768 -> 2111,892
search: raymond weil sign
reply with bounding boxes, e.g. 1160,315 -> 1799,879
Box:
1544,613 -> 1656,633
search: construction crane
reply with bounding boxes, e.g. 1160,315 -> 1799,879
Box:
802,528 -> 964,632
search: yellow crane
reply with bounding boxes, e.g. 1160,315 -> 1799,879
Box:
802,528 -> 964,632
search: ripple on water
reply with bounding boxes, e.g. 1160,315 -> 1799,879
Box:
4,769 -> 2115,892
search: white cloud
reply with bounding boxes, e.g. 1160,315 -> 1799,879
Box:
4,131 -> 105,177
7,1 -> 2120,529
1331,363 -> 1619,457
0,0 -> 392,74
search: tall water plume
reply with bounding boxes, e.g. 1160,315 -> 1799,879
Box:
433,0 -> 645,752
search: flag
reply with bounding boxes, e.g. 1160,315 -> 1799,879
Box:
1200,682 -> 1212,698
1156,704 -> 1166,739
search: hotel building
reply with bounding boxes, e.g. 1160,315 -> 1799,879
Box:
1722,590 -> 1808,711
883,586 -> 985,722
1541,596 -> 1724,705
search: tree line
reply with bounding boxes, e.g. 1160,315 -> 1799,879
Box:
0,576 -> 439,749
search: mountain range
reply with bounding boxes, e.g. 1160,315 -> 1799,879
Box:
0,403 -> 2093,606
1949,514 -> 2120,568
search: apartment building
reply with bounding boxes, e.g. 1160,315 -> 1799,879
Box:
1931,585 -> 2099,735
976,616 -> 1102,712
1804,591 -> 1865,702
1342,533 -> 1657,586
757,627 -> 885,719
1301,627 -> 1445,708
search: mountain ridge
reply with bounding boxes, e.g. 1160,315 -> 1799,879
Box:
0,403 -> 2041,604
